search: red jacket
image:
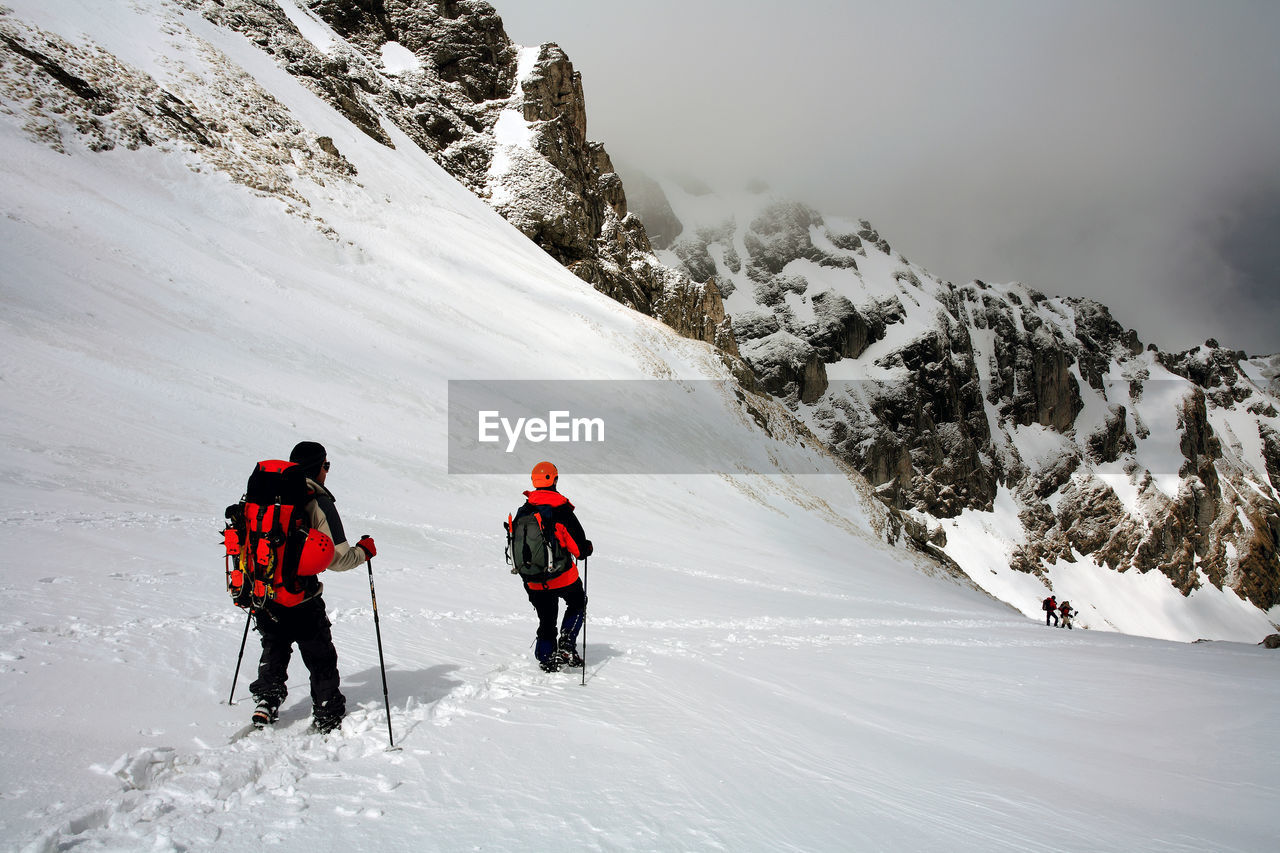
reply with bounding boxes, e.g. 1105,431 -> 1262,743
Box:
521,488 -> 589,590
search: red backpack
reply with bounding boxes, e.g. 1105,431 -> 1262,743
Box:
223,460 -> 333,609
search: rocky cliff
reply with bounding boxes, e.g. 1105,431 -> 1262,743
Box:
641,182 -> 1280,616
290,0 -> 735,353
0,0 -> 731,354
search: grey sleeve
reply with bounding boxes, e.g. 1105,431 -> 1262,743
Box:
309,494 -> 367,574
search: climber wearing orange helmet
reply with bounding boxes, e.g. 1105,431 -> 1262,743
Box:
248,441 -> 376,733
518,461 -> 593,671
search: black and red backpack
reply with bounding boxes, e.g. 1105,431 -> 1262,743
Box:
504,502 -> 571,583
223,460 -> 333,610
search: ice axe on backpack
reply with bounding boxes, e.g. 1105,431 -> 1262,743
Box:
223,511 -> 254,706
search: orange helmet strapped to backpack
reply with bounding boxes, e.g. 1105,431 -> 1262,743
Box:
531,460 -> 558,488
296,528 -> 335,576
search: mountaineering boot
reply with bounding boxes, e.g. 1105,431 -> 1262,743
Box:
556,639 -> 584,668
535,636 -> 559,672
311,698 -> 345,734
311,714 -> 342,734
252,697 -> 279,728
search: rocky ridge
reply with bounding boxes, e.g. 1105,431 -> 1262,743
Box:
226,0 -> 736,354
642,183 -> 1280,614
0,5 -> 356,224
0,0 -> 732,355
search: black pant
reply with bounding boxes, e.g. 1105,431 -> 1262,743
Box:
1045,609 -> 1059,626
525,579 -> 586,661
249,596 -> 344,714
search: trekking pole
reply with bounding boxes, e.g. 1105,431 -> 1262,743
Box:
581,556 -> 588,687
366,555 -> 397,749
228,607 -> 253,705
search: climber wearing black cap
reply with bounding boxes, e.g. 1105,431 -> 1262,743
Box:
248,441 -> 377,733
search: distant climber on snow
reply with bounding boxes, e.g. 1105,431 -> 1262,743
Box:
1042,595 -> 1059,627
1059,600 -> 1075,629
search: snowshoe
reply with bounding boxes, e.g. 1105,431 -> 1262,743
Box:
538,656 -> 560,673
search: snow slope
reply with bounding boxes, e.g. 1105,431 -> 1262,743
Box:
0,2 -> 1277,851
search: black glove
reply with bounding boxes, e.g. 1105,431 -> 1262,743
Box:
357,535 -> 376,559
579,539 -> 593,558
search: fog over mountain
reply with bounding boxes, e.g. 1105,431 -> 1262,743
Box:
498,0 -> 1280,356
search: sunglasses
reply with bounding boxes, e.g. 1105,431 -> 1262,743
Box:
323,461 -> 331,471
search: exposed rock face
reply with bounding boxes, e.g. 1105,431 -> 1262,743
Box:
969,286 -> 1085,432
739,330 -> 828,403
843,318 -> 995,517
110,0 -> 730,353
809,290 -> 879,362
662,201 -> 876,408
741,202 -> 857,281
656,199 -> 1000,517
995,345 -> 1279,611
0,5 -> 357,205
1263,424 -> 1280,490
295,3 -> 731,351
657,184 -> 1280,611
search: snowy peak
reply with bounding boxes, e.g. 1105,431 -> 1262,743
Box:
642,177 -> 1280,637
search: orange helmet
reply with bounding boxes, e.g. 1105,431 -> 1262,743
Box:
531,460 -> 558,488
297,529 -> 334,575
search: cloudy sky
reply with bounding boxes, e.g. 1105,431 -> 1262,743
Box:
497,1 -> 1280,355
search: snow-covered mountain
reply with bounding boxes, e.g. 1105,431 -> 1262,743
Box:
167,0 -> 736,352
637,178 -> 1280,641
26,0 -> 1266,642
1,2 -> 1278,851
102,0 -> 1278,640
